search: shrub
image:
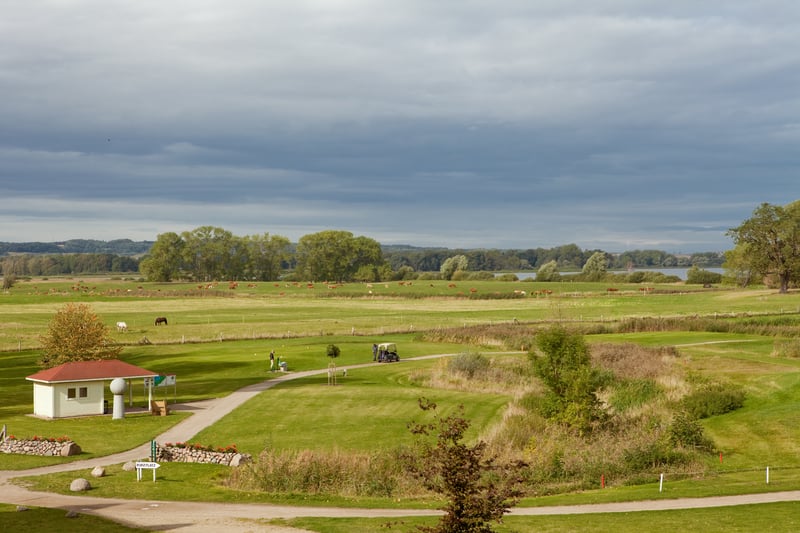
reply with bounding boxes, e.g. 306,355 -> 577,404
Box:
495,273 -> 520,281
681,382 -> 745,419
686,266 -> 723,285
326,344 -> 340,358
667,412 -> 714,450
448,351 -> 490,378
623,441 -> 688,470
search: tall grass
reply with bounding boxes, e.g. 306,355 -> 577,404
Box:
226,448 -> 421,498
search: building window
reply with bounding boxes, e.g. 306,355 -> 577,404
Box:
67,388 -> 76,399
79,387 -> 88,398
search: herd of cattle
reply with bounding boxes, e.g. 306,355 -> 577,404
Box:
116,317 -> 168,332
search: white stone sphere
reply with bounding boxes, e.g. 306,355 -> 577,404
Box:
109,378 -> 127,394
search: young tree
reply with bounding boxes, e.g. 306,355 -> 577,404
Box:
581,251 -> 608,281
727,202 -> 800,293
535,259 -> 560,281
440,254 -> 469,280
403,398 -> 524,533
530,327 -> 607,433
39,303 -> 122,368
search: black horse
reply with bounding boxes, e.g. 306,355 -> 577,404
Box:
154,316 -> 168,326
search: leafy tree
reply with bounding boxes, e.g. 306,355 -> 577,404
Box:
326,344 -> 341,358
296,230 -> 355,281
140,231 -> 185,281
39,303 -> 122,368
536,260 -> 560,282
2,272 -> 15,290
180,226 -> 238,282
727,201 -> 800,293
723,244 -> 754,287
581,251 -> 608,281
440,254 -> 469,280
351,235 -> 384,273
403,398 -> 523,533
242,233 -> 291,281
296,230 -> 386,282
530,327 -> 607,433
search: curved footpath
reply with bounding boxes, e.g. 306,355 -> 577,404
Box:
2,356 -> 800,532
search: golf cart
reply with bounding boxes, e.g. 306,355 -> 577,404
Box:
377,342 -> 399,362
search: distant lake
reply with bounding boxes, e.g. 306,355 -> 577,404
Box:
497,267 -> 724,282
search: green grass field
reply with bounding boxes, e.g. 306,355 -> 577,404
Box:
3,276 -> 800,531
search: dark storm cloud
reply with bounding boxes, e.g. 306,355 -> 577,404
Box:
1,1 -> 798,250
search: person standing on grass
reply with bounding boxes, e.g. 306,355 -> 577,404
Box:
269,350 -> 275,371
372,343 -> 378,361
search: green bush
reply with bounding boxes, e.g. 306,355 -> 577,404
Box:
326,344 -> 341,358
495,273 -> 520,281
667,412 -> 714,450
448,351 -> 490,378
623,441 -> 687,470
681,382 -> 745,419
686,265 -> 723,285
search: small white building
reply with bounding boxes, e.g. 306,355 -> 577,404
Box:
26,359 -> 158,419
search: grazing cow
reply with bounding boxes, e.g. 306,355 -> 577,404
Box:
116,321 -> 128,332
154,317 -> 168,326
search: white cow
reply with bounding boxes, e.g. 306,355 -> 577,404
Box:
116,321 -> 128,332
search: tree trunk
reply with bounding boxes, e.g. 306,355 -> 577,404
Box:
779,274 -> 790,294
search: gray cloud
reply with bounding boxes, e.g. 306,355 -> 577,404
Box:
1,1 -> 799,251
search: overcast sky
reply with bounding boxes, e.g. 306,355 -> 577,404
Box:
1,1 -> 798,252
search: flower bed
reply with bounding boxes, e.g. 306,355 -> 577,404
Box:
157,442 -> 250,466
0,435 -> 81,456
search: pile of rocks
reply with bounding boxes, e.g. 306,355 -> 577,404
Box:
156,444 -> 250,466
0,438 -> 81,457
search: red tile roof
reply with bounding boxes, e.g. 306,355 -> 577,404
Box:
27,359 -> 158,383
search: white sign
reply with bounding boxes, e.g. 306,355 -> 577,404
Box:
135,461 -> 161,481
155,374 -> 176,387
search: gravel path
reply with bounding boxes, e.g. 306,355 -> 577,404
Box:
3,356 -> 799,531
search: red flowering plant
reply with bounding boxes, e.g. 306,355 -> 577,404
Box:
26,435 -> 70,443
162,441 -> 238,453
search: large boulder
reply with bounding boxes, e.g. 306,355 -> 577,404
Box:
69,478 -> 91,492
91,466 -> 105,478
229,453 -> 251,467
60,442 -> 82,457
122,461 -> 136,472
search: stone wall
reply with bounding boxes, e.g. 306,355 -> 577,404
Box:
156,445 -> 250,466
0,438 -> 81,457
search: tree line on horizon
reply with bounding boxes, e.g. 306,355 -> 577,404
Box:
0,229 -> 724,281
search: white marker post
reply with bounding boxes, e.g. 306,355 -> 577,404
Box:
659,473 -> 664,493
136,461 -> 161,482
